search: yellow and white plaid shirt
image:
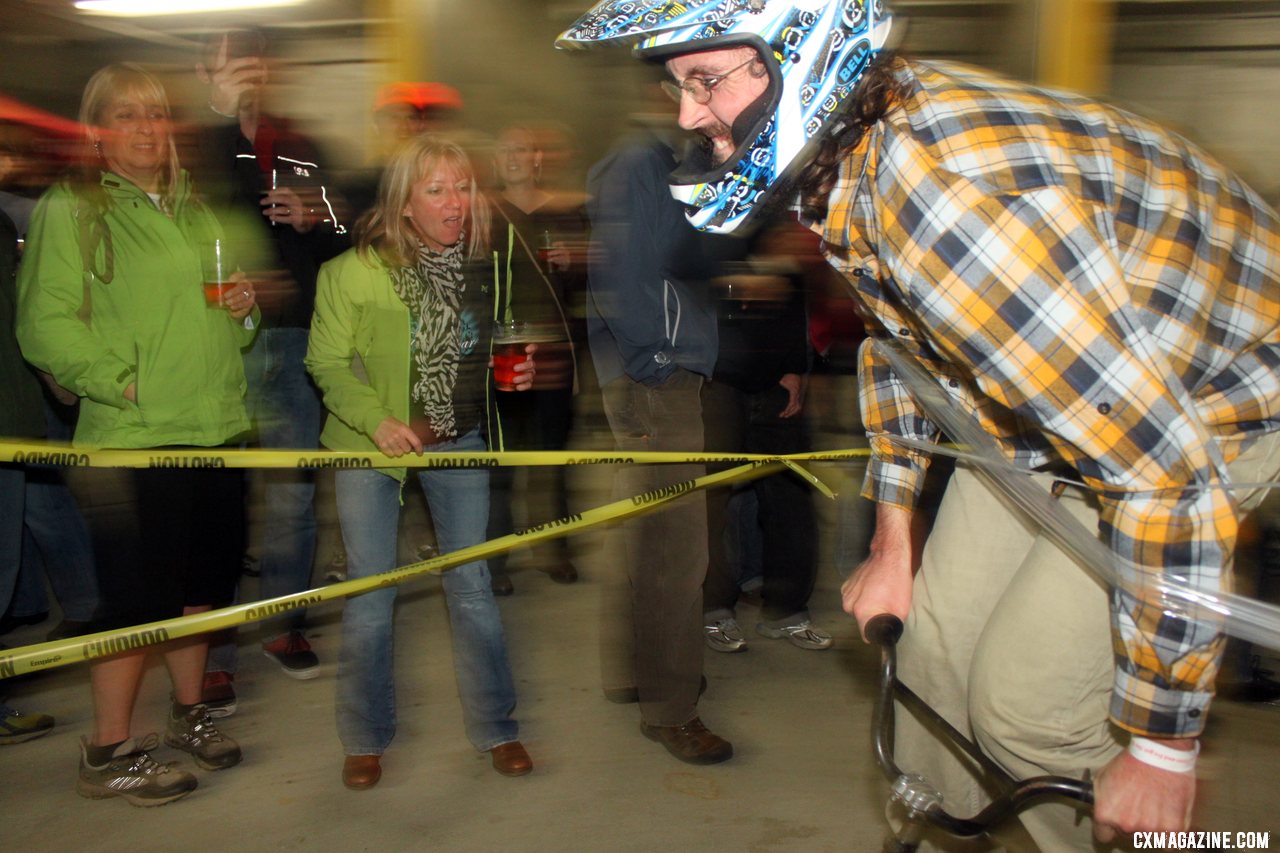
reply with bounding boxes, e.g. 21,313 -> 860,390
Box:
816,60 -> 1280,737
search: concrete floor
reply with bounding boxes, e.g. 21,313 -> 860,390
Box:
3,377 -> 1279,851
3,507 -> 891,852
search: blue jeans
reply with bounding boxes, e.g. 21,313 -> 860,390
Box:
334,429 -> 518,755
13,466 -> 100,621
245,327 -> 322,638
9,398 -> 99,623
0,466 -> 24,622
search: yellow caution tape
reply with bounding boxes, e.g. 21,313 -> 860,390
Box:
0,439 -> 869,470
0,459 -> 796,680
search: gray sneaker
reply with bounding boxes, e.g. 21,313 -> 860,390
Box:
164,703 -> 242,770
704,617 -> 747,653
77,734 -> 198,807
756,619 -> 834,650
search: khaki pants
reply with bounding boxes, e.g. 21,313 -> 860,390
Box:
599,369 -> 708,726
893,431 -> 1280,851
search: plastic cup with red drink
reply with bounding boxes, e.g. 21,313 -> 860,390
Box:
492,321 -> 559,391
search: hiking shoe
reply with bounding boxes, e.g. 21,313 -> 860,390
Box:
704,617 -> 747,653
164,704 -> 242,771
263,631 -> 320,679
756,619 -> 833,650
77,734 -> 198,806
0,706 -> 54,744
201,671 -> 237,718
641,717 -> 733,765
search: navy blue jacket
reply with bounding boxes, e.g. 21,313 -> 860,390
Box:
586,132 -> 737,385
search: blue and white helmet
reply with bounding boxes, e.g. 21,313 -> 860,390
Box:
557,0 -> 893,233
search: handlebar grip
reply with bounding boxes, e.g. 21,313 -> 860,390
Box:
865,614 -> 904,647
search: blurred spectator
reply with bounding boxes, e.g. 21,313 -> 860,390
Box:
0,124 -> 100,642
344,81 -> 463,219
701,219 -> 830,654
0,202 -> 55,746
586,117 -> 735,764
484,123 -> 585,593
189,28 -> 351,703
17,62 -> 257,804
305,134 -> 534,789
0,124 -> 38,238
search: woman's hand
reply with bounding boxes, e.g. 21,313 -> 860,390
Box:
777,373 -> 806,418
489,343 -> 538,391
225,272 -> 257,320
514,343 -> 538,390
373,417 -> 424,458
546,242 -> 572,272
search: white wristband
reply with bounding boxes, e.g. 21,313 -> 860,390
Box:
1128,737 -> 1199,773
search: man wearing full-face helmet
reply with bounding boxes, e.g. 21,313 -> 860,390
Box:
560,0 -> 1280,848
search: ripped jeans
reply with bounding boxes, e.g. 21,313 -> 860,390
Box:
334,429 -> 518,755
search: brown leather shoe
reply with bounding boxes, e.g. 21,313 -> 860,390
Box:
342,755 -> 381,790
641,717 -> 733,765
543,561 -> 579,584
489,741 -> 533,777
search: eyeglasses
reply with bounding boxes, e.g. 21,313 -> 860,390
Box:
661,55 -> 759,106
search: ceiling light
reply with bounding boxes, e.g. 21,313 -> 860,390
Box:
75,0 -> 307,16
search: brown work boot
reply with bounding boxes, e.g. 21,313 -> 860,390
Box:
640,717 -> 732,765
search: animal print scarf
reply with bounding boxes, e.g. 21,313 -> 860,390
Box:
389,240 -> 466,439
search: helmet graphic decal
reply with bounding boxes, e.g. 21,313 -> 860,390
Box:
558,0 -> 893,233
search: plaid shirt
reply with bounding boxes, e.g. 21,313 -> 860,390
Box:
815,60 -> 1280,737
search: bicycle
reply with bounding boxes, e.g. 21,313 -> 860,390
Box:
865,614 -> 1094,852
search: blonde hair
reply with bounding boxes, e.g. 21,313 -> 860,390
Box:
356,134 -> 491,268
79,63 -> 181,210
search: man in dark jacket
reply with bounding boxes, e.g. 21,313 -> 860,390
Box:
0,207 -> 55,744
587,127 -> 733,764
189,29 -> 350,705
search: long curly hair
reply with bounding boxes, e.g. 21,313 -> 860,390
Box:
796,51 -> 909,223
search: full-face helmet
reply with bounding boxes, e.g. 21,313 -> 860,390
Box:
557,0 -> 893,233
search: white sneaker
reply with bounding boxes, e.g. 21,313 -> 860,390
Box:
756,620 -> 833,650
323,551 -> 347,584
704,617 -> 747,653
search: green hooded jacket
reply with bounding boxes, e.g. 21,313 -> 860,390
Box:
16,170 -> 257,449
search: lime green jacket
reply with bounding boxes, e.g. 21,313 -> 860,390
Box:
306,248 -> 412,482
307,246 -> 508,483
17,171 -> 257,449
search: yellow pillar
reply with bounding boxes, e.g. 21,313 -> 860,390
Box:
370,0 -> 435,83
1034,0 -> 1114,95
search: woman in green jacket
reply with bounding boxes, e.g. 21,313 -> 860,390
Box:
17,63 -> 257,806
306,134 -> 535,790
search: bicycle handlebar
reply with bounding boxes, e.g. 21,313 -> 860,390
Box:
865,613 -> 904,647
865,612 -> 1094,839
